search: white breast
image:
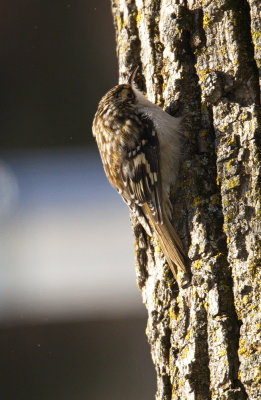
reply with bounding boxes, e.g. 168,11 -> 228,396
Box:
132,86 -> 182,190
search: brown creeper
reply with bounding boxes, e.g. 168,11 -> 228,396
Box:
92,67 -> 187,279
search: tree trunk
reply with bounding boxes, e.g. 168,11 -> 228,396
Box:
110,1 -> 260,399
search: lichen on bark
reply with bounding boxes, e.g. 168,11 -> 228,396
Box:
111,1 -> 260,399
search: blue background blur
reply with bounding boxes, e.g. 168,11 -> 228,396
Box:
0,1 -> 155,398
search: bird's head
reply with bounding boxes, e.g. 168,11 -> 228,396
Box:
98,66 -> 139,109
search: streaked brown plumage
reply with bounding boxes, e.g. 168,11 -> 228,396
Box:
92,69 -> 187,279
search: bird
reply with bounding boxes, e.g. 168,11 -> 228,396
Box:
92,66 -> 188,280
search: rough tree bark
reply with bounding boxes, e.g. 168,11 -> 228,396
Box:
110,1 -> 260,399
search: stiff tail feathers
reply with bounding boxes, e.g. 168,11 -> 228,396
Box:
144,206 -> 187,278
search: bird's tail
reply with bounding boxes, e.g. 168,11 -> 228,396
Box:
144,206 -> 187,278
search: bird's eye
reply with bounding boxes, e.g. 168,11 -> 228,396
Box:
118,87 -> 134,100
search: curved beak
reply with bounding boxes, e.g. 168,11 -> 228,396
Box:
128,65 -> 139,85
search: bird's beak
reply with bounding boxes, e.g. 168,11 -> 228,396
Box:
128,66 -> 139,85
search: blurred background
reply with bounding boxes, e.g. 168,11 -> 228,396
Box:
0,1 -> 155,399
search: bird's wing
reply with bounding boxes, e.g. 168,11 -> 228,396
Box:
119,114 -> 163,224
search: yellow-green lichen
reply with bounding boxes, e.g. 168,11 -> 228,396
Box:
203,14 -> 212,29
197,68 -> 211,82
219,349 -> 227,357
192,196 -> 203,207
212,332 -> 217,342
185,329 -> 192,341
199,129 -> 208,137
219,124 -> 227,133
251,30 -> 261,41
210,193 -> 220,205
169,307 -> 180,322
178,378 -> 185,387
136,11 -> 141,24
224,158 -> 236,172
224,213 -> 233,224
238,347 -> 249,357
201,103 -> 208,112
249,260 -> 259,277
115,16 -> 127,32
239,112 -> 249,121
213,252 -> 223,259
227,137 -> 236,145
222,199 -> 230,207
242,295 -> 250,304
154,245 -> 162,253
218,46 -> 228,56
181,346 -> 189,359
224,175 -> 240,189
193,259 -> 202,270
